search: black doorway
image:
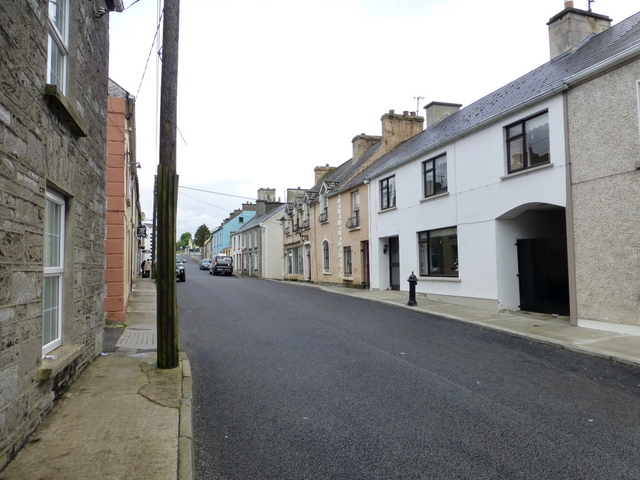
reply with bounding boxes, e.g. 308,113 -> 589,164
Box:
389,237 -> 400,291
516,236 -> 569,315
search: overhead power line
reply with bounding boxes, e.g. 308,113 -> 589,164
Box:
178,185 -> 255,201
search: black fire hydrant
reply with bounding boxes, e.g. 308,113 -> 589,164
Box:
407,272 -> 418,306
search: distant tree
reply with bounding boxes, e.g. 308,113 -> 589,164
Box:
194,224 -> 210,247
178,232 -> 192,250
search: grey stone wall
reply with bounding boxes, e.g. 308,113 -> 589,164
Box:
0,0 -> 109,470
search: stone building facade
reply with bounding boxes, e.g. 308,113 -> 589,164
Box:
0,0 -> 115,469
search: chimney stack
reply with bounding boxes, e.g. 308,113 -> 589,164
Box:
380,109 -> 424,154
424,101 -> 462,128
351,133 -> 382,163
547,2 -> 611,59
314,164 -> 335,184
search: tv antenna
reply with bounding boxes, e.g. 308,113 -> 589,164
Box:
414,96 -> 425,113
587,0 -> 595,12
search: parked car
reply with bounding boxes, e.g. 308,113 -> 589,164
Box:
176,254 -> 186,282
210,255 -> 233,276
200,259 -> 212,270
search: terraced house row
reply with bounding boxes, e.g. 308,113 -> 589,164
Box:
229,3 -> 640,337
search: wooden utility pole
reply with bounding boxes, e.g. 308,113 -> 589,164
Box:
156,0 -> 180,369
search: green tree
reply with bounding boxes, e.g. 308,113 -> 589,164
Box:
178,232 -> 192,251
193,224 -> 210,247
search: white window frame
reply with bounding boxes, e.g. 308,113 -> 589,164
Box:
47,0 -> 69,93
344,246 -> 352,277
43,190 -> 65,354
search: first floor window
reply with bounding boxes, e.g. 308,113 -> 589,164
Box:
380,175 -> 396,210
344,246 -> 352,277
418,227 -> 458,277
43,190 -> 65,353
48,0 -> 69,92
322,240 -> 330,272
506,111 -> 550,173
423,154 -> 447,197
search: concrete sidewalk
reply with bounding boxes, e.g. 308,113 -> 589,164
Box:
0,277 -> 193,480
301,282 -> 640,368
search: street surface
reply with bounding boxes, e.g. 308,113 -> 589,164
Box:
177,256 -> 640,480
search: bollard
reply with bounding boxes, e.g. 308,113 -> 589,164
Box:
407,271 -> 418,306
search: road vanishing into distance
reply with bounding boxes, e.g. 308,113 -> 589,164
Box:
177,256 -> 640,480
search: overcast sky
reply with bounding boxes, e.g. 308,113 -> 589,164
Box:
108,0 -> 639,237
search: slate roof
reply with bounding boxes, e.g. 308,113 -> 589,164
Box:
362,10 -> 640,181
299,139 -> 383,202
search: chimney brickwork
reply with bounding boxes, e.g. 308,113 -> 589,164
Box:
314,165 -> 336,184
351,134 -> 382,163
380,110 -> 424,154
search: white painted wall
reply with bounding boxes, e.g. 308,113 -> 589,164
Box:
369,97 -> 568,311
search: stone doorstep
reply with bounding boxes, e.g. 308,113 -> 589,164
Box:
38,344 -> 84,382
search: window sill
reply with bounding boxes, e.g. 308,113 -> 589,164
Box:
38,344 -> 84,382
43,84 -> 88,137
379,206 -> 397,214
420,192 -> 449,203
418,276 -> 461,283
347,226 -> 361,231
501,162 -> 553,180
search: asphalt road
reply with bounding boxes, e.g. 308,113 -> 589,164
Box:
178,257 -> 640,480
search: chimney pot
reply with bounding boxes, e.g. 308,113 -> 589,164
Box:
389,109 -> 395,115
403,111 -> 409,116
564,1 -> 573,8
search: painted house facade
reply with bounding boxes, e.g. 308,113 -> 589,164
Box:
105,79 -> 144,323
211,204 -> 257,256
0,0 -> 121,469
366,3 -> 622,320
232,202 -> 285,279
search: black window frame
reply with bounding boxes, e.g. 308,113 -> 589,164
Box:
422,153 -> 447,198
380,175 -> 396,210
506,111 -> 550,174
418,227 -> 458,277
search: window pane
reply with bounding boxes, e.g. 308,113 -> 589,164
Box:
508,124 -> 522,138
45,198 -> 61,267
428,228 -> 458,277
381,181 -> 388,209
49,0 -> 67,36
435,156 -> 447,194
43,276 -> 60,346
389,177 -> 396,207
424,163 -> 435,197
526,114 -> 550,167
419,241 -> 428,275
48,35 -> 65,88
509,138 -> 523,171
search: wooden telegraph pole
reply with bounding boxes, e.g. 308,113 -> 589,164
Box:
156,0 -> 180,369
